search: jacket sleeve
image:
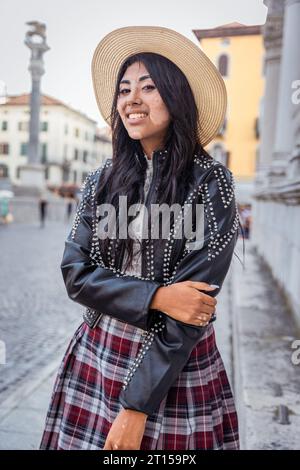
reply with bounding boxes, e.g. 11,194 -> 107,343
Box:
60,163 -> 160,331
119,163 -> 240,415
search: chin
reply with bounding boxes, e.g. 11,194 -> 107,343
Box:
127,130 -> 145,140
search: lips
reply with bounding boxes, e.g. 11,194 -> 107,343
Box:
127,112 -> 148,119
126,112 -> 148,124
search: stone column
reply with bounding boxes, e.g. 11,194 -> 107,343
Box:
0,80 -> 7,104
289,104 -> 300,178
19,21 -> 50,188
270,0 -> 300,183
256,0 -> 284,186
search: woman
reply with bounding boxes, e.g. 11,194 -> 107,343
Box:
40,26 -> 240,450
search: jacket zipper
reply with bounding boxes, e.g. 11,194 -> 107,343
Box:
116,152 -> 160,274
141,152 -> 160,277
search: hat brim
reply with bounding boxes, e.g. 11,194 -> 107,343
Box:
91,26 -> 227,147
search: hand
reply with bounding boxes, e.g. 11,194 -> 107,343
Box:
151,281 -> 218,327
103,408 -> 147,450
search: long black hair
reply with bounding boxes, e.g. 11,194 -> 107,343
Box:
96,52 -> 210,270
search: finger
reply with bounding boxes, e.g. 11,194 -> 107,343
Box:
198,304 -> 215,315
195,319 -> 209,327
200,292 -> 217,306
196,314 -> 211,322
189,281 -> 219,292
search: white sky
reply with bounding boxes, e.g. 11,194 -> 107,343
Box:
0,0 -> 267,127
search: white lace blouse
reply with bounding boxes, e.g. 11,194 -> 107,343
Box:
121,155 -> 153,276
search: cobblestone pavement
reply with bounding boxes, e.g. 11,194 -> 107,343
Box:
0,221 -> 82,403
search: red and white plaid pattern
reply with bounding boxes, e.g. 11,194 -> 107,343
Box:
39,315 -> 239,450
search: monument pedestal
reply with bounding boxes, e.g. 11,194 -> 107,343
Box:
19,163 -> 46,191
17,163 -> 46,197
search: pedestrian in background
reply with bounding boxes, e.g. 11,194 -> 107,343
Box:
0,196 -> 13,224
39,195 -> 48,228
65,195 -> 74,222
240,205 -> 252,239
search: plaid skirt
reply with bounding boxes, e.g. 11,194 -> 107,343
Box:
39,314 -> 239,450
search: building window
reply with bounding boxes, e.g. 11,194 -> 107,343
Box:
73,170 -> 77,183
85,131 -> 88,141
83,150 -> 88,163
41,121 -> 48,132
74,148 -> 79,160
218,54 -> 229,77
20,143 -> 28,156
255,117 -> 260,139
0,164 -> 9,178
64,124 -> 68,135
45,166 -> 49,180
18,121 -> 29,131
1,121 -> 8,131
221,38 -> 230,46
40,143 -> 47,163
63,144 -> 68,159
16,166 -> 21,179
62,161 -> 70,183
0,143 -> 9,155
74,128 -> 80,138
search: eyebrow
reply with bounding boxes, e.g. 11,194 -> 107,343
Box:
119,74 -> 152,85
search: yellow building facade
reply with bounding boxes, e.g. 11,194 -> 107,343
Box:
193,23 -> 265,202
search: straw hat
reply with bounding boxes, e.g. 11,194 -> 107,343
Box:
91,26 -> 227,147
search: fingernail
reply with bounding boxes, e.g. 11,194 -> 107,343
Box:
210,284 -> 219,289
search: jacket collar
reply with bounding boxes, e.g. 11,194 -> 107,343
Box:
136,146 -> 214,171
135,148 -> 169,168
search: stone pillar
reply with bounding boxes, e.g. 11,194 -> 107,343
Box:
289,104 -> 300,178
0,80 -> 7,104
270,0 -> 300,183
256,0 -> 284,186
20,21 -> 50,189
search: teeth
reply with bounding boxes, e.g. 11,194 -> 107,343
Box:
128,113 -> 147,119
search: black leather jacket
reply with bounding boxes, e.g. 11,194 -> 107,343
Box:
61,149 -> 240,416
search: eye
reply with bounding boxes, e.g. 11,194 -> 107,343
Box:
143,85 -> 156,91
118,88 -> 130,95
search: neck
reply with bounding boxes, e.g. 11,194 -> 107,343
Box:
140,137 -> 166,160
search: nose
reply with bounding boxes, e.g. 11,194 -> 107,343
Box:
126,85 -> 142,106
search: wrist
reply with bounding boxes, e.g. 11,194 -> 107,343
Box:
122,408 -> 148,421
150,286 -> 168,311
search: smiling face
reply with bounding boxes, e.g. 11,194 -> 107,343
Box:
116,61 -> 171,157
